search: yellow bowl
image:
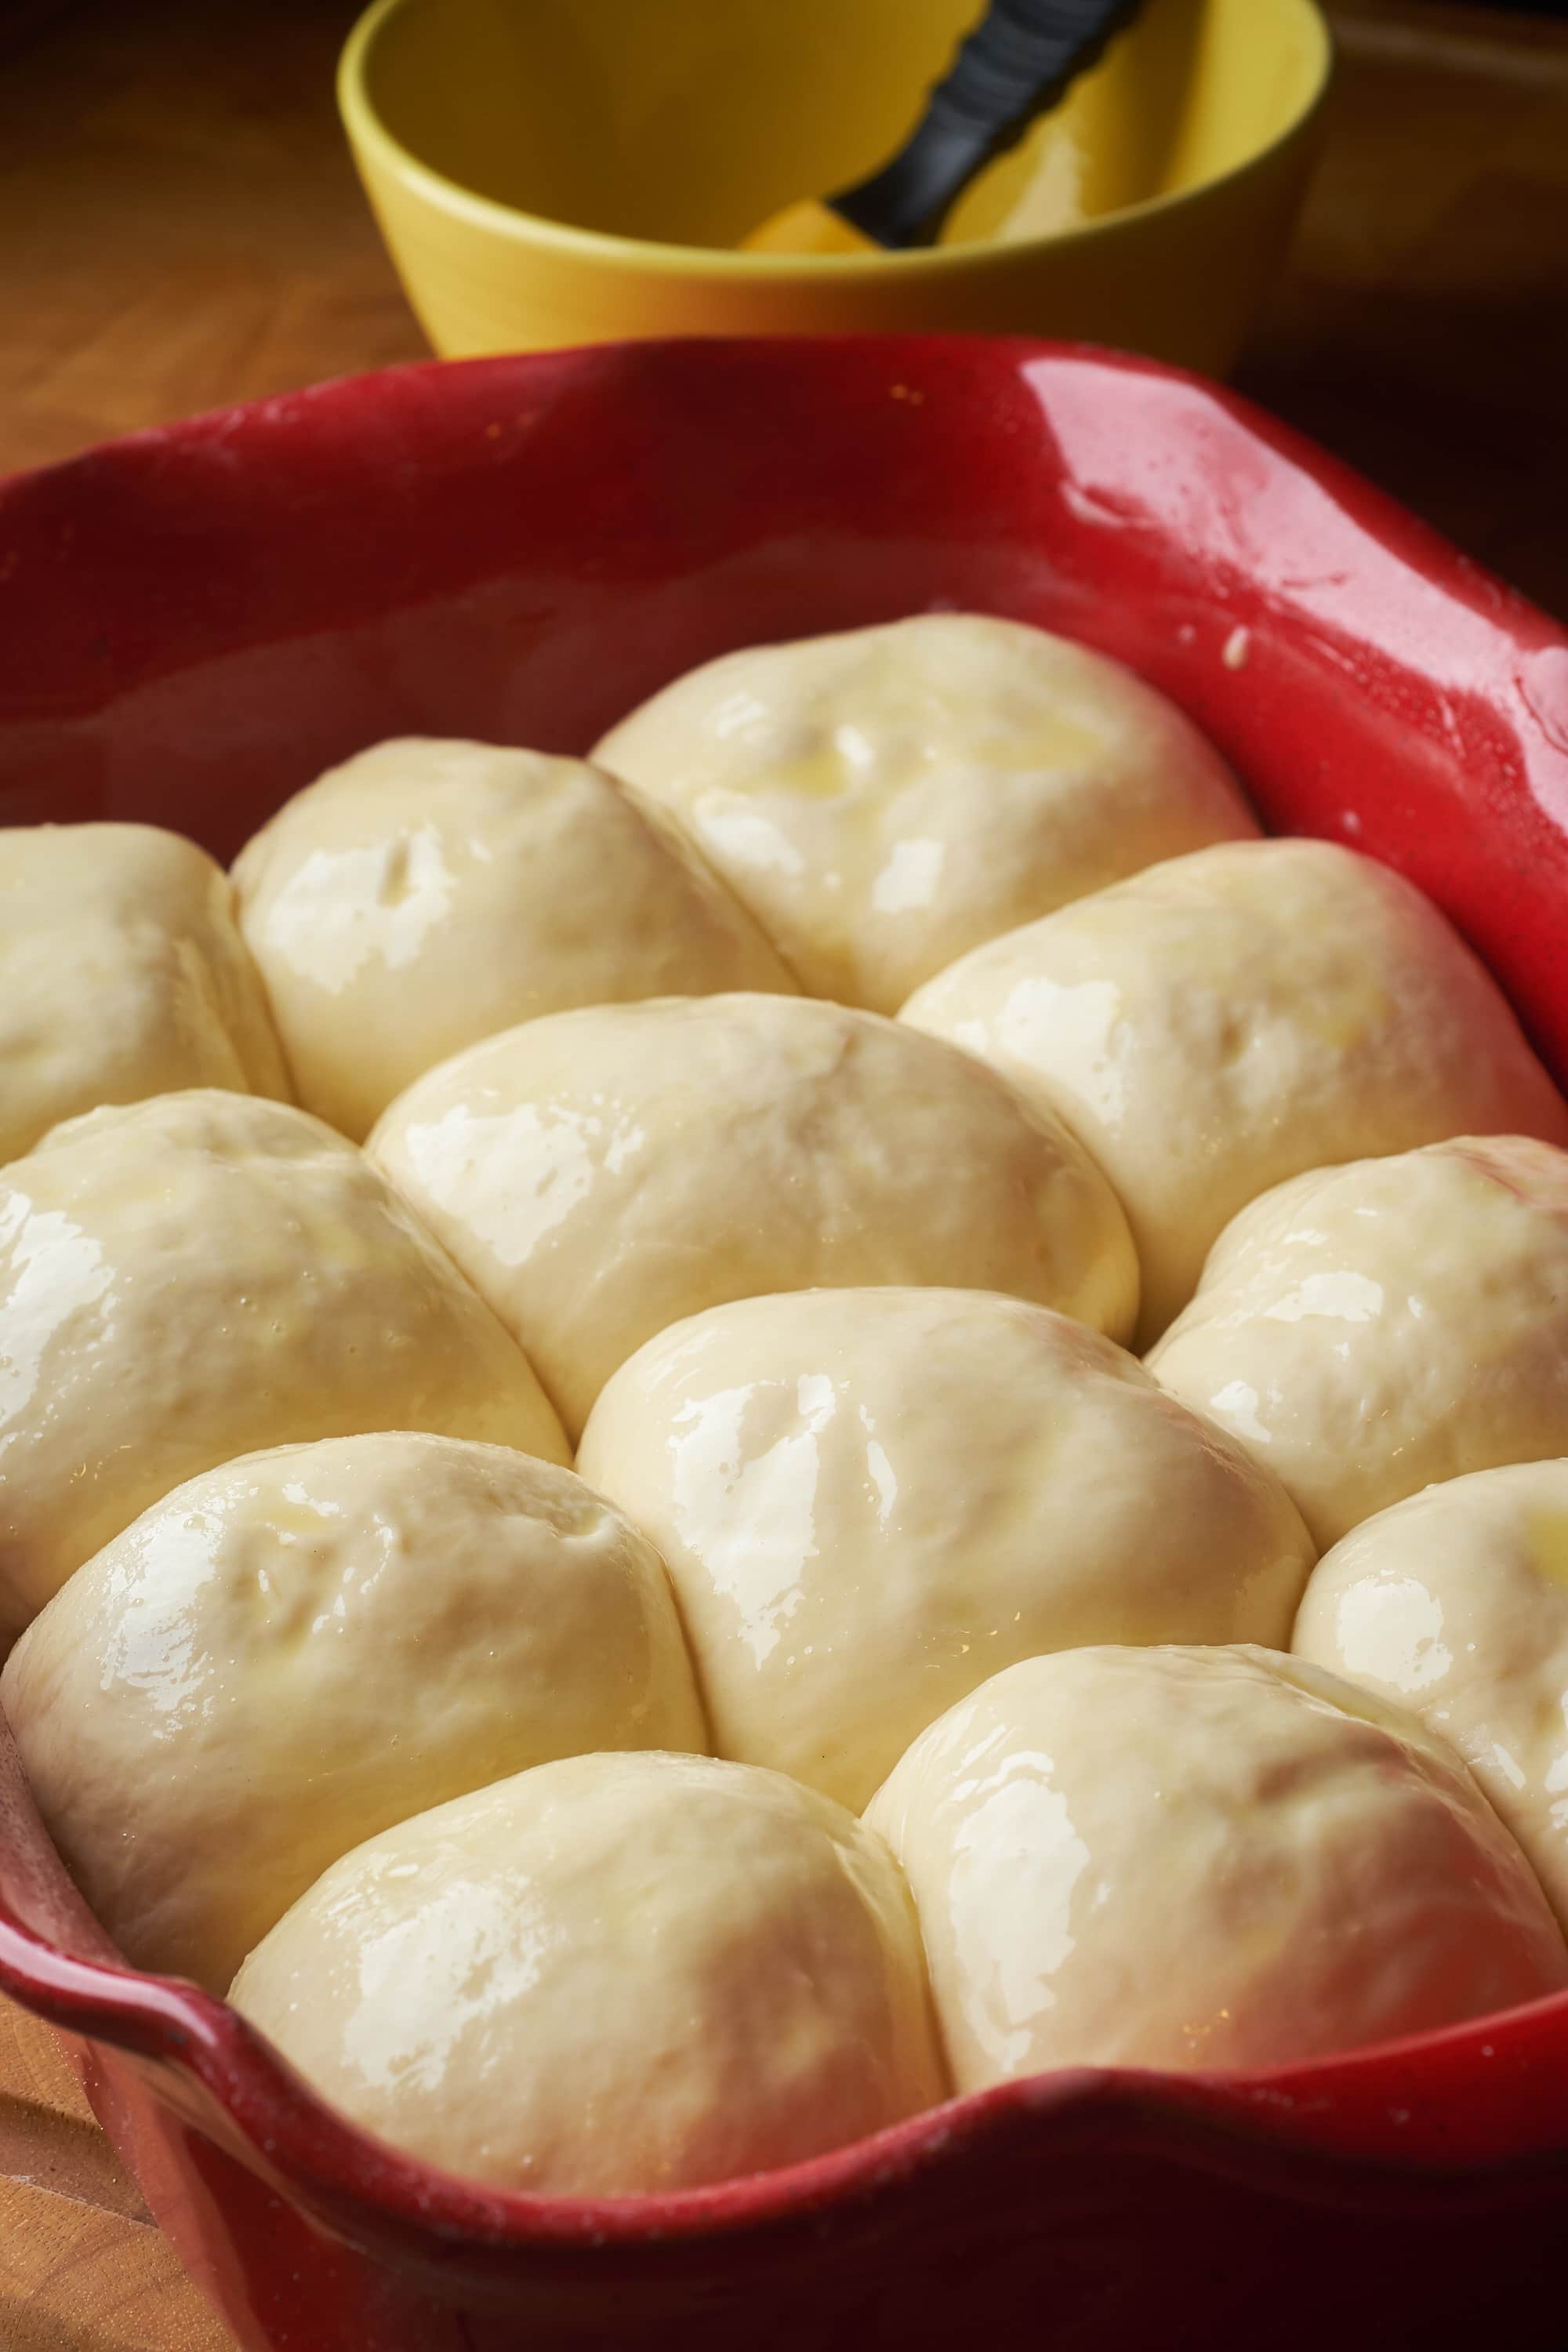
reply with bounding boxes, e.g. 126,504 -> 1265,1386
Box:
339,0 -> 1331,379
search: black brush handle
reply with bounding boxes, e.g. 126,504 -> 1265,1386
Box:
831,0 -> 1145,249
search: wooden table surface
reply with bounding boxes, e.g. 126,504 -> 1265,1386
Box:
1,1 -> 1566,2343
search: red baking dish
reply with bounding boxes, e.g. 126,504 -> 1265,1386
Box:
2,336 -> 1568,2352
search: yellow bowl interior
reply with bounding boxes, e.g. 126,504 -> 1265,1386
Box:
350,0 -> 1329,259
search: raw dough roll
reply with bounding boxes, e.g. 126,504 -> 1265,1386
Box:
902,840 -> 1568,1344
0,1091 -> 567,1637
233,739 -> 795,1140
230,1750 -> 949,2194
579,1287 -> 1314,1809
866,1644 -> 1568,2089
594,615 -> 1254,1014
1147,1135 -> 1568,1548
2,1433 -> 703,1991
370,993 -> 1138,1439
1294,1460 -> 1568,1934
0,822 -> 289,1165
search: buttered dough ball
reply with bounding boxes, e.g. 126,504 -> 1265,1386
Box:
370,994 -> 1137,1440
579,1289 -> 1314,1809
230,1750 -> 949,2194
903,840 -> 1568,1345
2,1435 -> 703,1991
0,1091 -> 566,1638
1294,1461 -> 1568,1935
232,740 -> 794,1141
1148,1136 -> 1568,1548
0,823 -> 289,1164
594,615 -> 1254,1013
866,1645 -> 1568,2089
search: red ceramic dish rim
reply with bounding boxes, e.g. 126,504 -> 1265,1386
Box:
2,332 -> 1568,2256
7,1887 -> 1568,2251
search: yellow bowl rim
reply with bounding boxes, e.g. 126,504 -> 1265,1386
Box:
337,0 -> 1334,280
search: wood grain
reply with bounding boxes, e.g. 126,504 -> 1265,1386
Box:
0,2003 -> 233,2349
0,1 -> 1564,2343
0,2187 -> 230,2352
0,0 -> 421,477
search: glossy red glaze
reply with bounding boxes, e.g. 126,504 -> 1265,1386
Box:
2,336 -> 1567,2351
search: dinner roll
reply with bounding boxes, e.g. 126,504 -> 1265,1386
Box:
578,1289 -> 1314,1809
0,1091 -> 566,1638
1294,1461 -> 1568,1934
1147,1136 -> 1568,1548
230,1751 -> 949,2194
594,615 -> 1254,1013
0,822 -> 289,1165
369,994 -> 1138,1440
866,1645 -> 1568,2089
902,840 -> 1568,1344
2,1435 -> 703,1991
232,740 -> 794,1140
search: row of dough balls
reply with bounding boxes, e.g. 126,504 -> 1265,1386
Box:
11,1074 -> 1568,1674
226,1653 -> 1567,2198
5,1290 -> 1312,1985
22,1243 -> 1568,1969
8,1415 -> 1568,2198
9,1087 -> 1568,1750
2,614 -> 1249,1167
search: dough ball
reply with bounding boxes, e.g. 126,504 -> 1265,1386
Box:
0,1091 -> 567,1638
232,740 -> 794,1142
0,822 -> 289,1164
1294,1460 -> 1568,1935
2,1434 -> 703,1991
594,615 -> 1254,1014
579,1288 -> 1314,1809
1147,1136 -> 1568,1548
369,994 -> 1138,1441
903,840 -> 1568,1345
866,1644 -> 1567,2090
229,1750 -> 948,2194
